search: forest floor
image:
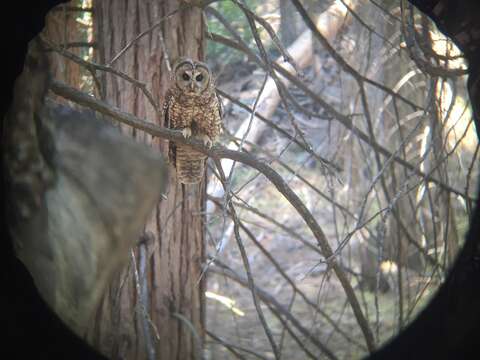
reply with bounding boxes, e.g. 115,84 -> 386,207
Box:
204,209 -> 440,359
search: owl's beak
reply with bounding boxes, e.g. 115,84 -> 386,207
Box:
190,82 -> 195,91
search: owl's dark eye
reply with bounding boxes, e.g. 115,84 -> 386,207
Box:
195,74 -> 204,82
182,73 -> 190,81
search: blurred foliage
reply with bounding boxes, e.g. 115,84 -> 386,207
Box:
206,0 -> 261,66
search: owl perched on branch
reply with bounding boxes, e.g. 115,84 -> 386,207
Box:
163,58 -> 223,184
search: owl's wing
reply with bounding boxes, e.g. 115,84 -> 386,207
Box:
163,89 -> 176,167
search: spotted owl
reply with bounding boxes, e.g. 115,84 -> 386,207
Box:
164,58 -> 223,184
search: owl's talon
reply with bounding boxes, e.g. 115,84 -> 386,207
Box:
181,128 -> 192,138
200,135 -> 213,148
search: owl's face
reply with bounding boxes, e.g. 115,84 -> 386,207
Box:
173,59 -> 211,96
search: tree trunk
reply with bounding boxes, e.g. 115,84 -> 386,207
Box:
87,2 -> 206,359
42,1 -> 83,99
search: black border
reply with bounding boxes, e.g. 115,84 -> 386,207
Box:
1,1 -> 478,359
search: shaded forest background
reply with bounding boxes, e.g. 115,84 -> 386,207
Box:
8,0 -> 478,359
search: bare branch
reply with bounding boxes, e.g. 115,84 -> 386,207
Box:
57,41 -> 97,48
217,89 -> 341,173
108,6 -> 186,66
131,240 -> 157,360
206,331 -> 268,360
212,157 -> 280,360
400,1 -> 468,78
230,0 -> 301,75
41,36 -> 160,114
50,79 -> 376,353
208,195 -> 368,352
209,262 -> 339,360
51,6 -> 94,12
171,312 -> 204,360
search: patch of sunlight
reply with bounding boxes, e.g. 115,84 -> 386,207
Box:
206,291 -> 245,316
76,17 -> 90,27
418,125 -> 430,172
334,0 -> 348,12
427,247 -> 444,256
430,25 -> 477,153
430,29 -> 467,71
380,260 -> 398,274
436,80 -> 477,152
457,195 -> 467,211
416,183 -> 426,204
421,234 -> 427,248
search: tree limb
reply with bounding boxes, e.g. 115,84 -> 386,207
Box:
50,79 -> 376,352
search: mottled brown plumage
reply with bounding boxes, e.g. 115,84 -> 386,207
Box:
164,58 -> 223,184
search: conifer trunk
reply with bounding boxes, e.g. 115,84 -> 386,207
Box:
88,2 -> 206,359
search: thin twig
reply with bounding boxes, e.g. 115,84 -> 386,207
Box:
51,6 -> 93,12
51,79 -> 376,352
131,238 -> 157,360
208,33 -> 475,200
209,262 -> 339,360
213,157 -> 281,360
206,331 -> 267,360
231,0 -> 301,75
218,89 -> 342,172
400,1 -> 468,78
171,312 -> 204,360
41,36 -> 159,113
208,195 -> 367,353
57,41 -> 97,48
108,6 -> 187,66
224,73 -> 269,209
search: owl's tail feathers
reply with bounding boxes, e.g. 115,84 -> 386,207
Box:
175,145 -> 207,184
